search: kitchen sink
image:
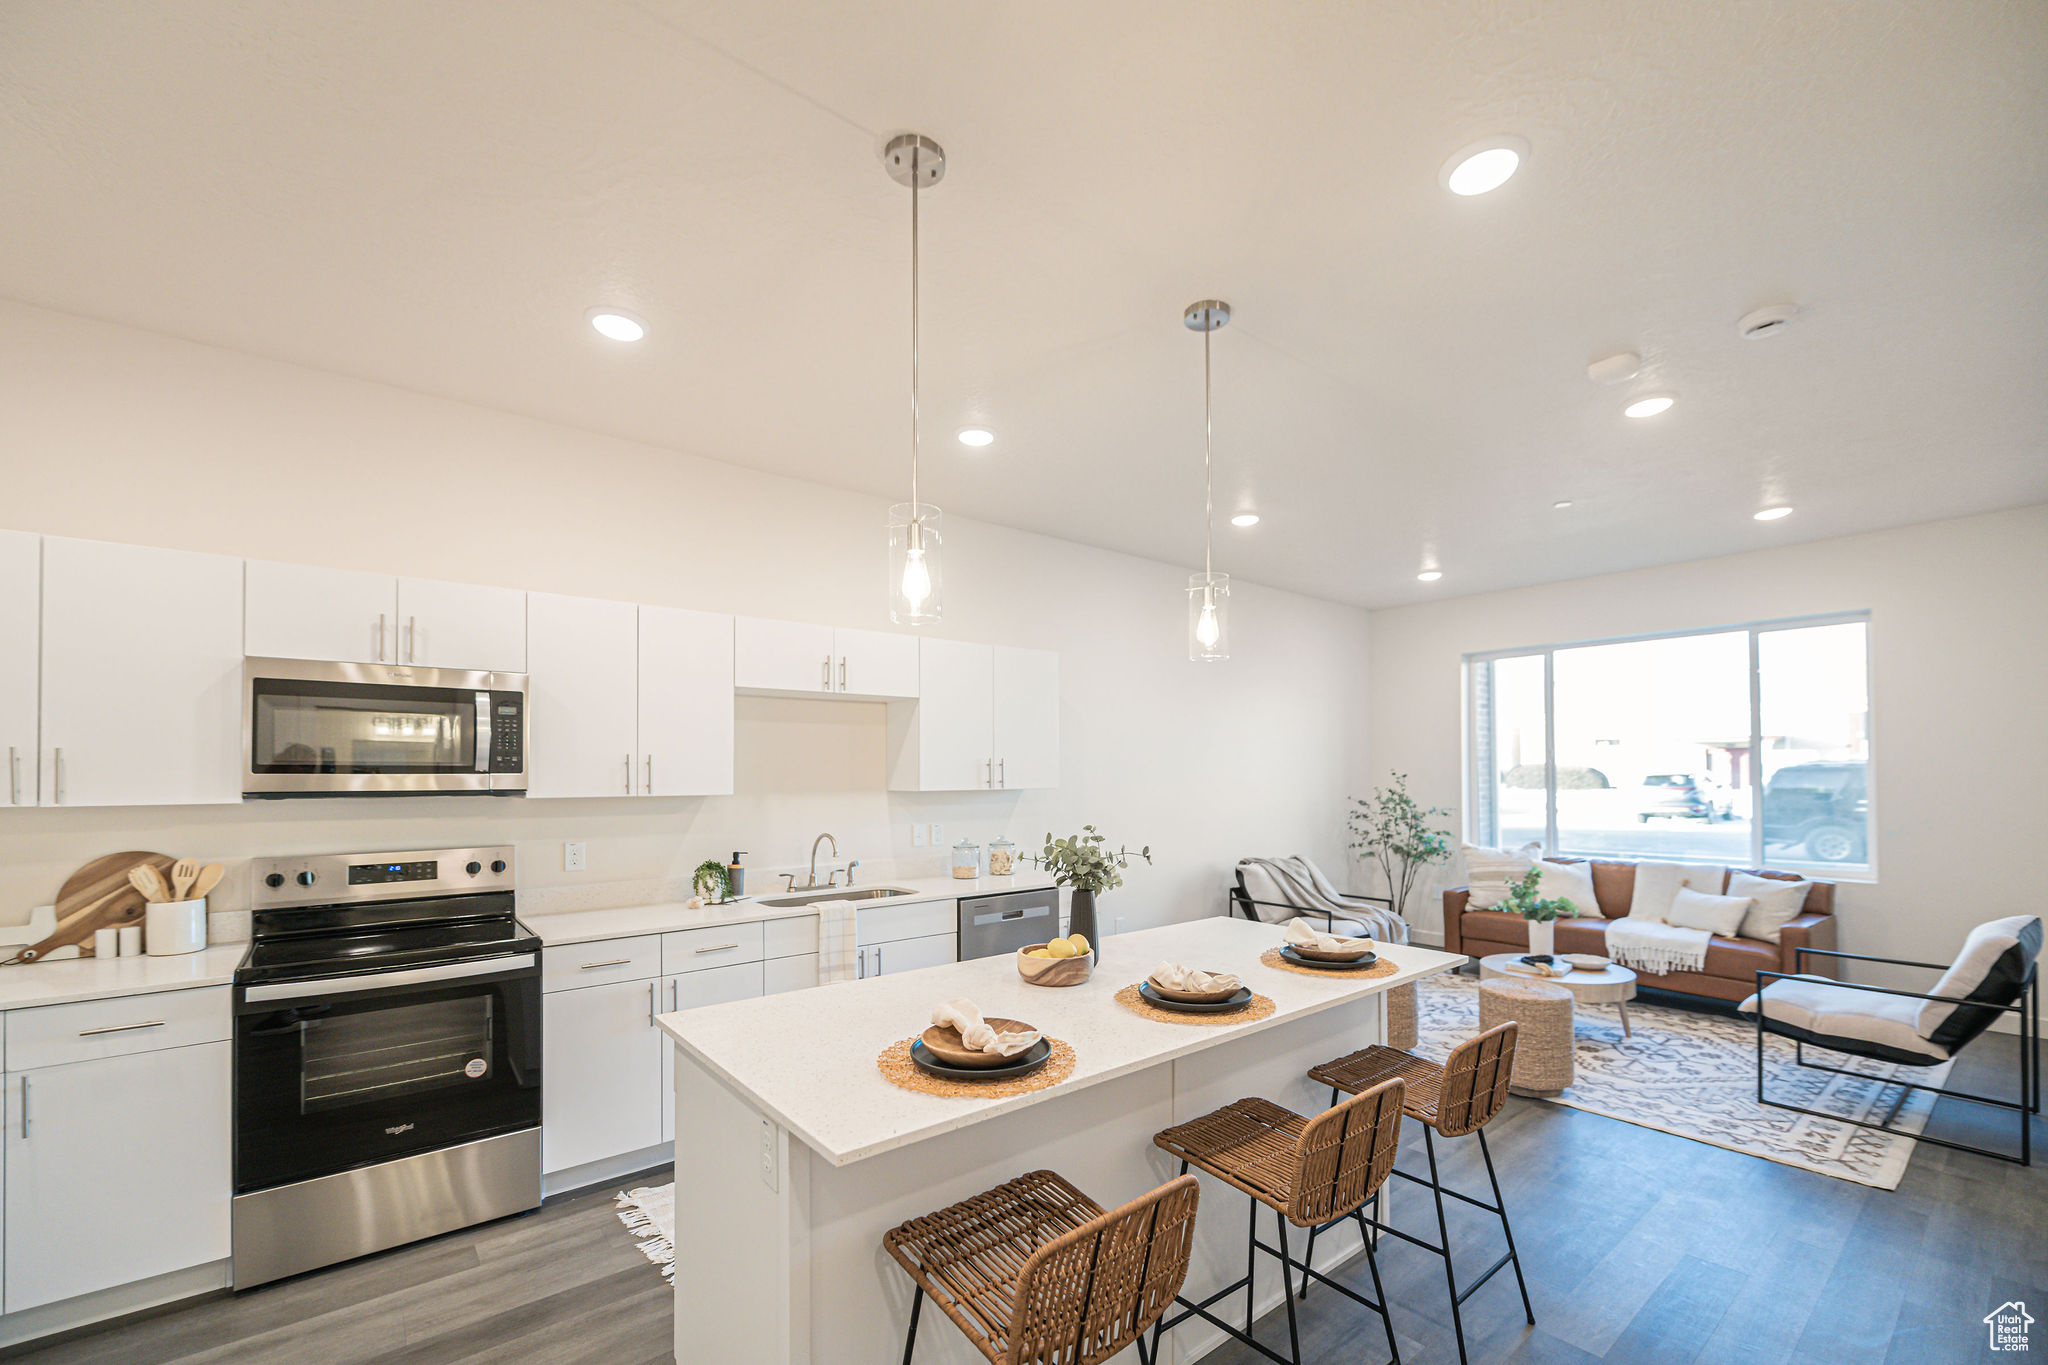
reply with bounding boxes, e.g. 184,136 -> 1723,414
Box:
756,886 -> 921,907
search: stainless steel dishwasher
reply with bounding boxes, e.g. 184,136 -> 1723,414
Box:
958,886 -> 1060,959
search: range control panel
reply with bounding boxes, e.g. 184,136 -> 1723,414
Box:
252,845 -> 516,909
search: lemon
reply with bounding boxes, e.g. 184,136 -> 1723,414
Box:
1067,933 -> 1091,956
1025,948 -> 1052,959
1045,938 -> 1077,959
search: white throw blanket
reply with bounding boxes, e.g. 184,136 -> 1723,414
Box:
814,900 -> 859,984
931,998 -> 1041,1056
1605,917 -> 1713,976
1283,919 -> 1375,957
1151,962 -> 1242,994
1238,856 -> 1409,943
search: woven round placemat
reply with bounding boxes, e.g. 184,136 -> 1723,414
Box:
1113,983 -> 1277,1026
876,1037 -> 1076,1099
1259,947 -> 1401,980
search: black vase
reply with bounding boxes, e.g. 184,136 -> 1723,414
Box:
1069,888 -> 1099,955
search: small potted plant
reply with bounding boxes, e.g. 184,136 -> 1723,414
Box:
1035,827 -> 1150,962
1499,866 -> 1577,958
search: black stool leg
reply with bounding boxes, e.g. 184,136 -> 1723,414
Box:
1245,1194 -> 1258,1335
1298,1221 -> 1318,1301
1477,1126 -> 1534,1325
1422,1126 -> 1471,1365
1136,1333 -> 1152,1365
901,1285 -> 924,1365
1274,1211 -> 1304,1365
1358,1207 -> 1402,1365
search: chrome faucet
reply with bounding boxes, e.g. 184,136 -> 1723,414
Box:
805,833 -> 840,890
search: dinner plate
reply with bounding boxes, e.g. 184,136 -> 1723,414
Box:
1562,953 -> 1611,972
1279,944 -> 1379,971
919,1017 -> 1038,1068
1138,981 -> 1254,1014
908,1037 -> 1052,1081
1289,941 -> 1378,962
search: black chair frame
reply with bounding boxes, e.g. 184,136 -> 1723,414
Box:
1753,945 -> 2041,1165
1229,878 -> 1393,934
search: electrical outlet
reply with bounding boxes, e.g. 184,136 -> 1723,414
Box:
563,841 -> 587,872
929,822 -> 944,847
1114,916 -> 1126,935
911,823 -> 927,847
758,1116 -> 778,1192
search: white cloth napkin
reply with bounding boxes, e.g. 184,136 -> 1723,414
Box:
1283,919 -> 1374,956
931,998 -> 1041,1056
1150,962 -> 1243,994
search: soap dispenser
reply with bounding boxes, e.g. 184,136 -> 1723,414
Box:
726,851 -> 747,898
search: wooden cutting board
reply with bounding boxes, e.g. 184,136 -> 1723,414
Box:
18,852 -> 175,963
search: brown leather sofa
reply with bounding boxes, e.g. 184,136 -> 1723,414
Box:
1442,859 -> 1837,1004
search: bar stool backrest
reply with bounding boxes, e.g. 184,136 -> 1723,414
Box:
1435,1021 -> 1518,1136
1005,1174 -> 1201,1365
1289,1076 -> 1405,1228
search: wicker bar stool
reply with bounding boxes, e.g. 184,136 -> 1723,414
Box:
1148,1079 -> 1407,1365
882,1169 -> 1200,1365
1305,1023 -> 1531,1365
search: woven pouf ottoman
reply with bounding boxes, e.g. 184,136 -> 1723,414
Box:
1477,977 -> 1574,1097
1384,982 -> 1419,1052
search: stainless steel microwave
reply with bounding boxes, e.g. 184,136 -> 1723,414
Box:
242,658 -> 527,798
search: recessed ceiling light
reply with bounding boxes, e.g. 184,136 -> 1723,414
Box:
1624,394 -> 1675,418
1230,513 -> 1260,527
1440,136 -> 1528,196
1417,570 -> 1443,582
1754,505 -> 1793,521
1552,499 -> 1574,509
587,308 -> 647,342
957,428 -> 994,448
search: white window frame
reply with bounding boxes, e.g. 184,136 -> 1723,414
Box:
1463,611 -> 1874,879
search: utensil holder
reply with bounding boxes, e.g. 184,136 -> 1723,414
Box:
146,898 -> 208,956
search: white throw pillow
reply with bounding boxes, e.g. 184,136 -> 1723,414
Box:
1462,841 -> 1540,909
1628,861 -> 1727,921
1730,872 -> 1812,944
1665,887 -> 1752,937
1533,859 -> 1601,919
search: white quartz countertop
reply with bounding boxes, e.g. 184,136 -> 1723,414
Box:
657,916 -> 1464,1166
525,872 -> 1056,947
0,944 -> 246,1011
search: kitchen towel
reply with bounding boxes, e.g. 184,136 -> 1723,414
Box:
931,998 -> 1041,1055
815,900 -> 858,984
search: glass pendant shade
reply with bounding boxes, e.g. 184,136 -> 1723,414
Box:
888,503 -> 943,625
1187,571 -> 1229,661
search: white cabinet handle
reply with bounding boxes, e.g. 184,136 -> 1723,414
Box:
406,615 -> 417,663
7,746 -> 18,805
19,1075 -> 27,1139
648,981 -> 656,1025
821,655 -> 832,691
376,612 -> 387,662
624,753 -> 633,795
839,656 -> 847,691
77,1020 -> 165,1037
857,947 -> 866,980
693,943 -> 740,955
644,755 -> 654,794
997,758 -> 1006,788
875,945 -> 884,974
579,958 -> 633,971
668,979 -> 678,1011
53,747 -> 64,804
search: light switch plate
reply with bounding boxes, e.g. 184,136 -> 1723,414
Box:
758,1116 -> 778,1192
929,823 -> 944,847
563,841 -> 587,872
911,823 -> 927,847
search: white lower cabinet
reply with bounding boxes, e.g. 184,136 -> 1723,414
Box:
659,963 -> 764,1142
542,977 -> 663,1174
4,1040 -> 231,1312
764,954 -> 818,995
862,932 -> 957,977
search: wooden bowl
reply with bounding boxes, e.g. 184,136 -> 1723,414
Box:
1016,943 -> 1095,987
1146,975 -> 1242,1004
1291,939 -> 1376,962
919,1018 -> 1037,1069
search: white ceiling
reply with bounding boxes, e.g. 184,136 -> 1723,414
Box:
3,1 -> 2044,607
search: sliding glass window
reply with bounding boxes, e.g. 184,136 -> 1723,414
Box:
1467,615 -> 1871,874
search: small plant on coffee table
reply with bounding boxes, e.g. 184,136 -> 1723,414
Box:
1499,866 -> 1576,923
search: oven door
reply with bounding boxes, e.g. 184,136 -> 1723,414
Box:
242,657 -> 526,796
234,955 -> 541,1194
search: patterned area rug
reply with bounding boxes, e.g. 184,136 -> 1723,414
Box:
1415,972 -> 1950,1189
614,1185 -> 676,1282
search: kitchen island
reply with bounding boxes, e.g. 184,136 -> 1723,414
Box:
656,915 -> 1465,1364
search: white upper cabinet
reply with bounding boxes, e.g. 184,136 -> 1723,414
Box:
890,638 -> 995,792
639,606 -> 734,796
992,646 -> 1060,789
834,627 -> 920,699
527,592 -> 640,799
733,617 -> 836,694
396,577 -> 527,673
40,537 -> 242,807
244,560 -> 399,664
0,531 -> 39,806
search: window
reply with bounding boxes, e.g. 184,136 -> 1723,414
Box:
1468,615 -> 1871,873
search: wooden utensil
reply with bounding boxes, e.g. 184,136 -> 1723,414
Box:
170,858 -> 199,901
919,1018 -> 1036,1069
18,852 -> 175,963
128,865 -> 172,903
187,863 -> 225,901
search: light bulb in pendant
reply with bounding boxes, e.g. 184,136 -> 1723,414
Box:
1195,595 -> 1220,649
900,546 -> 931,611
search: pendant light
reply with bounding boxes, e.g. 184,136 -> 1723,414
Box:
1185,300 -> 1231,661
885,134 -> 946,625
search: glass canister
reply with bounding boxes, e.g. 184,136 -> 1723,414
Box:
987,837 -> 1016,877
951,839 -> 983,879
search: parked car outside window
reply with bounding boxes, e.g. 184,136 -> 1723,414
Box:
1637,772 -> 1734,823
1761,761 -> 1868,863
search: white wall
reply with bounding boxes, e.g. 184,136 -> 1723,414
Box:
1369,504 -> 2048,978
0,300 -> 1373,930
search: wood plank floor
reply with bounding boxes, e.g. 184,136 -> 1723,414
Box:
13,1034 -> 2040,1364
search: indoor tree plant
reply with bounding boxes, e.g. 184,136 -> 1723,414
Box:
1036,826 -> 1151,955
1347,773 -> 1454,921
1498,865 -> 1577,958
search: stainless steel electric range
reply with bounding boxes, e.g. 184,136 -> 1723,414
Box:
231,846 -> 542,1289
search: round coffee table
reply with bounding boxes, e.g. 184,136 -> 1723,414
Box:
1478,954 -> 1638,1037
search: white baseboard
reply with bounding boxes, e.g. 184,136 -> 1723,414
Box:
0,1259 -> 229,1350
1409,928 -> 1444,948
543,1142 -> 673,1198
